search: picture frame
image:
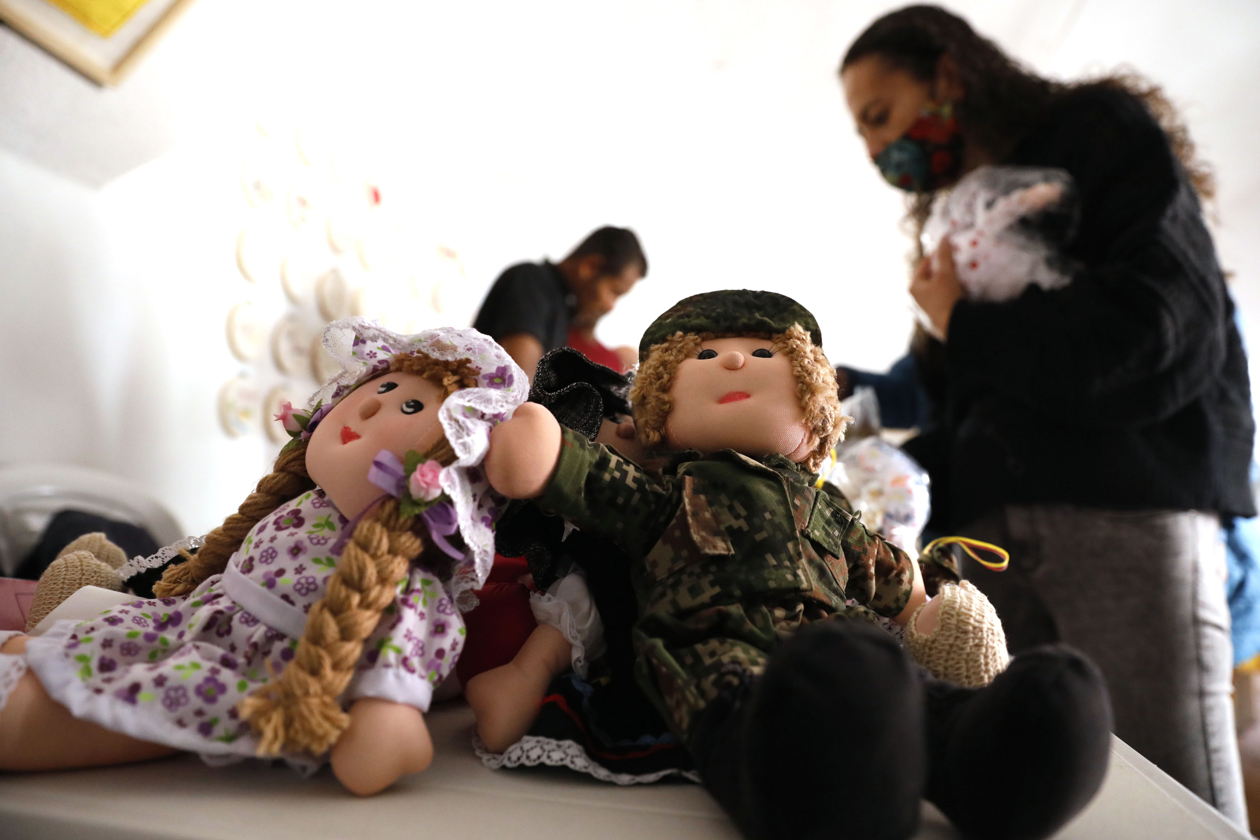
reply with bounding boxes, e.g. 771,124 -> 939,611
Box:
0,0 -> 196,86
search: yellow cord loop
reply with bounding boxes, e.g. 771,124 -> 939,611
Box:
924,536 -> 1010,572
814,448 -> 839,489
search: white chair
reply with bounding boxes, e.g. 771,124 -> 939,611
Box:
0,463 -> 183,577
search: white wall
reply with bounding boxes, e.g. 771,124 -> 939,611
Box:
0,0 -> 1256,535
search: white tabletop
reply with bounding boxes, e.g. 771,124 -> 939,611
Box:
0,701 -> 1249,840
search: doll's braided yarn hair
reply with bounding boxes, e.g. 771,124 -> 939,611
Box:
155,351 -> 480,756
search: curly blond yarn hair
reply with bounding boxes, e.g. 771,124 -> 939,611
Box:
629,332 -> 703,451
773,324 -> 843,471
630,325 -> 842,472
155,351 -> 477,756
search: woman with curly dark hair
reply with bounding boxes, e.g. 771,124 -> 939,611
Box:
839,4 -> 1253,826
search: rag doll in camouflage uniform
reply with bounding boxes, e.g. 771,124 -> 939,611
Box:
485,290 -> 1112,840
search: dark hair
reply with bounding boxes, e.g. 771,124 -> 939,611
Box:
564,226 -> 648,278
844,5 -> 1220,423
842,4 -> 1215,245
843,6 -> 1058,168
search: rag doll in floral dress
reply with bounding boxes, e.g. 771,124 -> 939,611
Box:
0,318 -> 528,795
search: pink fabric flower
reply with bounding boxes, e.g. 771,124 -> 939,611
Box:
274,402 -> 303,434
409,460 -> 443,502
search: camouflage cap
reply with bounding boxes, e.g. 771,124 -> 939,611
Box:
638,290 -> 822,361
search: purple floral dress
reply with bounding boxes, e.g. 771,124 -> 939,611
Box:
24,491 -> 464,767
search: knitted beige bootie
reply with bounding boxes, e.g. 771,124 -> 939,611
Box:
59,532 -> 128,570
904,580 -> 1009,687
24,534 -> 128,632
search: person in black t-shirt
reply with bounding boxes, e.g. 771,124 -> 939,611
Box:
473,227 -> 647,380
839,5 -> 1254,829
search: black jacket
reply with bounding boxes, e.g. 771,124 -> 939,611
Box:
923,84 -> 1255,527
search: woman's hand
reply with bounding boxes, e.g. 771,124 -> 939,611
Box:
910,241 -> 964,341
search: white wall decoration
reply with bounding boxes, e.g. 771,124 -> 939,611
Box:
225,301 -> 266,362
217,374 -> 261,438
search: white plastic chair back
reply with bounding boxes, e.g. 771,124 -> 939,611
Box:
0,463 -> 183,577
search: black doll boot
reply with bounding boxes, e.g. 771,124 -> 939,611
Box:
923,645 -> 1112,840
692,620 -> 928,840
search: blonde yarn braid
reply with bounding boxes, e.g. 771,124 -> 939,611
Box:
238,496 -> 424,755
155,444 -> 314,598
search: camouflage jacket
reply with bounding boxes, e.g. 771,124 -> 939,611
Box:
538,427 -> 917,623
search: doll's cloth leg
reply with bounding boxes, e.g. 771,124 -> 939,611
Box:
528,569 -> 605,678
922,644 -> 1112,840
960,504 -> 1247,827
456,580 -> 537,685
687,621 -> 926,840
0,630 -> 29,713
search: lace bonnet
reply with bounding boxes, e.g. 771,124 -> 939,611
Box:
306,317 -> 528,605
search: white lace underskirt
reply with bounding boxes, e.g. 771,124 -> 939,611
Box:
528,570 -> 605,678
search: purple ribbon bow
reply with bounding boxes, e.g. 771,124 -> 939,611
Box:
368,450 -> 408,498
346,449 -> 466,562
420,500 -> 465,562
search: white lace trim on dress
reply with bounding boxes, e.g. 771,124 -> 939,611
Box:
475,733 -> 700,786
118,536 -> 205,586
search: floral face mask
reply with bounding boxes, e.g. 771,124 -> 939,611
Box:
873,100 -> 964,193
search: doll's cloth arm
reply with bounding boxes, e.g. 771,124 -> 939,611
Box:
840,518 -> 920,621
807,478 -> 919,621
538,427 -> 678,562
946,86 -> 1234,428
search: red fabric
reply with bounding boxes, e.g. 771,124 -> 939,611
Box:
0,577 -> 37,632
566,328 -> 626,373
456,554 -> 538,684
486,552 -> 531,585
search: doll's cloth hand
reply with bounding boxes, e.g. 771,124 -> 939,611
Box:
25,533 -> 127,632
486,403 -> 562,500
904,580 -> 1008,687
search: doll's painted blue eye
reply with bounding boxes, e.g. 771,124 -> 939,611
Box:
377,382 -> 399,394
697,349 -> 718,360
401,399 -> 424,415
751,348 -> 773,358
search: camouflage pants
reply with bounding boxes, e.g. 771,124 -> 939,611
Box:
632,599 -> 881,744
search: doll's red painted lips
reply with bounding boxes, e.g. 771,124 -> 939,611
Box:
340,426 -> 361,444
719,392 -> 751,404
